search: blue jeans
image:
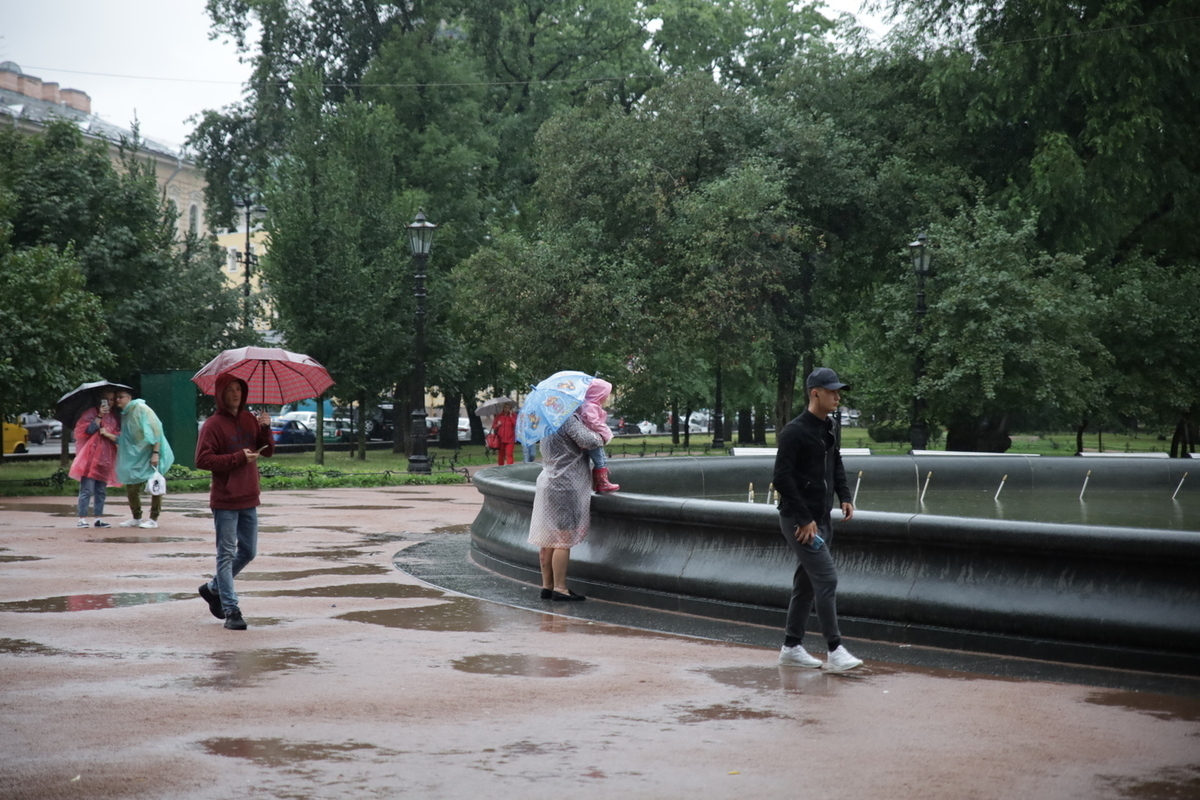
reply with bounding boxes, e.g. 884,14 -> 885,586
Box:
77,478 -> 107,517
779,513 -> 841,647
587,447 -> 607,468
208,508 -> 258,613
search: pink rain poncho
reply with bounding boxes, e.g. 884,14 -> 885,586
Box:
69,407 -> 122,486
576,378 -> 614,444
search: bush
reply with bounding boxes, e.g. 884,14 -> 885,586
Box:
867,421 -> 910,443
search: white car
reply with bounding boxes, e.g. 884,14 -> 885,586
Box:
637,420 -> 656,435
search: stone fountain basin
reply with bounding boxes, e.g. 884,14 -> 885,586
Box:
470,455 -> 1200,675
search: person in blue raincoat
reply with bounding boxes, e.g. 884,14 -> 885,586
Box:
114,388 -> 174,529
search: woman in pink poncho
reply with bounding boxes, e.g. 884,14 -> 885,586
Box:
69,388 -> 122,528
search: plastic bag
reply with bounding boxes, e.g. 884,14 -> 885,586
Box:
147,469 -> 168,497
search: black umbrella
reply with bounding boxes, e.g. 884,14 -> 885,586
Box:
55,380 -> 132,429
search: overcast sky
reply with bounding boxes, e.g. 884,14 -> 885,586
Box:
2,0 -> 890,152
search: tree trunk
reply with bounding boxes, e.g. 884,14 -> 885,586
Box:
737,408 -> 753,444
774,353 -> 797,433
464,394 -> 484,445
946,415 -> 1012,453
1076,417 -> 1088,455
398,383 -> 412,455
670,400 -> 679,445
754,403 -> 767,444
356,390 -> 368,461
314,396 -> 325,465
440,391 -> 462,448
683,406 -> 692,449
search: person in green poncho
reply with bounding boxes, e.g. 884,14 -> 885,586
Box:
114,388 -> 174,529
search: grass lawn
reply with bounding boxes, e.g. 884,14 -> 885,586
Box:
0,428 -> 1181,498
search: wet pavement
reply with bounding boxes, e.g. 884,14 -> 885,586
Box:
1,485 -> 1199,800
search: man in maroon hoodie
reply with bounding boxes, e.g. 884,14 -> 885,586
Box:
195,373 -> 275,630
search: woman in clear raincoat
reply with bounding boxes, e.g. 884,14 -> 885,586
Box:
114,389 -> 174,529
527,384 -> 610,602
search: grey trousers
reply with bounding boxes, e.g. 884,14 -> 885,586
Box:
778,513 -> 841,646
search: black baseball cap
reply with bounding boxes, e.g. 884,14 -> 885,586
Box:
806,367 -> 850,391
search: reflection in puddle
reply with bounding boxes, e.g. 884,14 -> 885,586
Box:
673,702 -> 789,724
313,505 -> 408,511
150,553 -> 208,559
86,536 -> 203,543
181,648 -> 321,691
452,653 -> 597,678
0,554 -> 46,562
238,564 -> 390,581
0,637 -> 67,656
0,592 -> 189,613
199,736 -> 394,766
0,503 -> 79,516
1100,765 -> 1200,799
1085,690 -> 1200,723
338,597 -> 504,632
433,524 -> 471,534
258,525 -> 289,533
245,582 -> 442,599
700,665 -> 843,694
270,547 -> 374,561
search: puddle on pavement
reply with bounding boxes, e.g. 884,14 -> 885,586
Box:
433,524 -> 471,534
199,736 -> 393,766
700,665 -> 849,694
184,512 -> 214,518
673,702 -> 790,724
245,582 -> 443,600
87,536 -> 204,543
313,505 -> 408,511
1100,765 -> 1200,799
269,547 -> 376,561
151,552 -> 208,559
258,525 -> 289,533
308,526 -> 361,533
1085,689 -> 1200,723
180,648 -> 322,691
452,653 -> 597,678
0,592 -> 190,613
0,637 -> 67,656
0,503 -> 79,515
0,554 -> 46,562
338,597 -> 507,632
238,564 -> 391,581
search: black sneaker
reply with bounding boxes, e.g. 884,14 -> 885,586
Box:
199,583 -> 224,619
223,608 -> 247,630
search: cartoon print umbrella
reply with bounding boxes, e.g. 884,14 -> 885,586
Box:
191,346 -> 334,405
55,380 -> 133,428
516,371 -> 595,447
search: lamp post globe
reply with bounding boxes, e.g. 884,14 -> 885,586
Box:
908,232 -> 931,452
406,210 -> 436,473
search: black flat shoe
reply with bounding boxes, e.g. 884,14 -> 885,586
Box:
540,588 -> 553,599
550,590 -> 586,602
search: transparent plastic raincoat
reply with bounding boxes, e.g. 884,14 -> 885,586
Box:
116,399 -> 174,485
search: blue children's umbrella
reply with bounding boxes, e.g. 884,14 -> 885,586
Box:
516,370 -> 595,447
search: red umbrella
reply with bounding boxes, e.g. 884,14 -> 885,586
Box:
192,347 -> 335,405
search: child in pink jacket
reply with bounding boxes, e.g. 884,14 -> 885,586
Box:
577,378 -> 620,492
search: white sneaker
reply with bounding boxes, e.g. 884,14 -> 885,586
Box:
824,645 -> 863,672
779,644 -> 822,668
138,519 -> 159,529
77,518 -> 90,528
119,519 -> 142,528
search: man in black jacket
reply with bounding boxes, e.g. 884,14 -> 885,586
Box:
771,367 -> 863,671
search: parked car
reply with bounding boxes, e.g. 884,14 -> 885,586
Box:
637,420 -> 656,435
279,411 -> 318,428
458,418 -> 470,442
18,412 -> 54,445
3,422 -> 29,454
271,419 -> 315,445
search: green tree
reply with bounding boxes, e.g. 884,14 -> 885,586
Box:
855,202 -> 1105,450
262,71 -> 410,462
0,122 -> 241,383
0,200 -> 108,459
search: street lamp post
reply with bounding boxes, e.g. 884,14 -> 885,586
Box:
908,232 -> 932,452
236,198 -> 267,330
406,210 -> 437,474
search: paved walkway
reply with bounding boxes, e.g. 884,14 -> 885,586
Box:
2,485 -> 1198,800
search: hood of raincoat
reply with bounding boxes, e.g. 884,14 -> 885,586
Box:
214,373 -> 249,417
577,377 -> 613,433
